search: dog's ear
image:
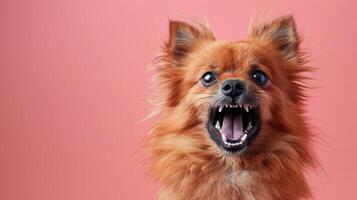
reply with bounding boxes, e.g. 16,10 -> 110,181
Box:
248,15 -> 300,62
167,21 -> 215,66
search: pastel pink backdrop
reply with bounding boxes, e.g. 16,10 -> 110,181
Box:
1,0 -> 356,199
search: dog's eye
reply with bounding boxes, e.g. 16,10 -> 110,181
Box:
201,71 -> 217,86
251,70 -> 268,86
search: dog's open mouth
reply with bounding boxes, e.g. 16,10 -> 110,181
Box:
206,104 -> 260,154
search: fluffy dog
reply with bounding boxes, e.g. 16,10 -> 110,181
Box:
147,15 -> 316,200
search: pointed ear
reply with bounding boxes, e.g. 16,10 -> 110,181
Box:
248,15 -> 300,62
166,21 -> 215,65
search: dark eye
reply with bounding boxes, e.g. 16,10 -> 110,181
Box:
251,70 -> 268,86
201,71 -> 217,86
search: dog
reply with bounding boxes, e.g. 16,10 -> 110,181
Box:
147,15 -> 316,200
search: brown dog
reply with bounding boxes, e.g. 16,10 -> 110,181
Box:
147,15 -> 316,200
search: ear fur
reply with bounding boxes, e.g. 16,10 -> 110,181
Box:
167,21 -> 215,66
248,15 -> 300,62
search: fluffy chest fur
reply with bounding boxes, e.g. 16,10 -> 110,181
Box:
148,125 -> 311,200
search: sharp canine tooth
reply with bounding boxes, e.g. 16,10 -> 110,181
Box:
244,105 -> 249,112
219,105 -> 224,112
221,134 -> 227,142
215,121 -> 221,130
247,121 -> 252,130
242,134 -> 247,141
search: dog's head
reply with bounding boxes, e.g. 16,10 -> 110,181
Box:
155,16 -> 311,156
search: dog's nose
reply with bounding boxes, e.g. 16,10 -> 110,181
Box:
221,79 -> 246,98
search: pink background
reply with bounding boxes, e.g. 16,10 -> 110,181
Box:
1,0 -> 356,199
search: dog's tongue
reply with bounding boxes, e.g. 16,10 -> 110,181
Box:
221,113 -> 243,140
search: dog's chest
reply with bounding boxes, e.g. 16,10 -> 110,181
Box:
226,170 -> 256,200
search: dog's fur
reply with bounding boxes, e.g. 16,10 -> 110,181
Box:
147,16 -> 316,200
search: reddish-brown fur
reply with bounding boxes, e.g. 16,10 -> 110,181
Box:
147,16 -> 316,200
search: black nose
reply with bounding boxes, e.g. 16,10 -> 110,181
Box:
221,79 -> 246,98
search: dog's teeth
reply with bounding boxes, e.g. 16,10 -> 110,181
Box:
244,105 -> 249,112
241,134 -> 247,142
221,134 -> 227,142
215,121 -> 221,130
247,121 -> 252,130
219,105 -> 224,112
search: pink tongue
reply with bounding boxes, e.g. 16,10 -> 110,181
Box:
220,113 -> 244,140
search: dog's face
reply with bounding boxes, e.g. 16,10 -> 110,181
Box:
157,16 -> 308,155
189,44 -> 268,154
